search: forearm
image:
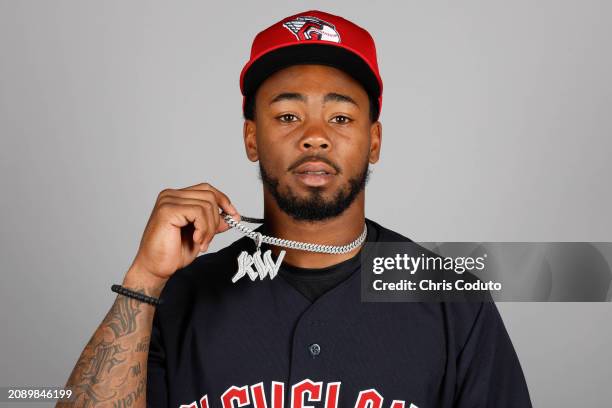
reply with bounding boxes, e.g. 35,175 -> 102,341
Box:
57,269 -> 167,408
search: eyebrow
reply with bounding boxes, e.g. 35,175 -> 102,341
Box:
269,92 -> 305,105
323,92 -> 358,106
268,92 -> 359,107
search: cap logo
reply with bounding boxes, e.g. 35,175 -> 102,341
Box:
282,16 -> 341,43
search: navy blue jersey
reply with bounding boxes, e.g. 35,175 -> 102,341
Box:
147,219 -> 532,407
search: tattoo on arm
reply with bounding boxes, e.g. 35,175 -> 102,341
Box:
105,295 -> 143,338
117,361 -> 142,386
113,378 -> 146,408
135,336 -> 150,353
59,288 -> 153,407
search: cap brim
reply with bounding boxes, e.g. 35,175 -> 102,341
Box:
242,43 -> 381,117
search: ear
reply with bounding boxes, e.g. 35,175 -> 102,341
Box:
243,120 -> 258,162
368,120 -> 382,164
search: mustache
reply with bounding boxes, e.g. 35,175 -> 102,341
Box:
287,155 -> 342,174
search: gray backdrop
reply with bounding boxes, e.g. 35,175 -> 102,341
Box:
1,1 -> 611,406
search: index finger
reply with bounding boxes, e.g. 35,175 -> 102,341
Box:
180,182 -> 238,216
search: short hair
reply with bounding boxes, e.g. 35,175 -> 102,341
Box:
243,92 -> 379,123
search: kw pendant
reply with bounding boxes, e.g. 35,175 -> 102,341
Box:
231,232 -> 286,283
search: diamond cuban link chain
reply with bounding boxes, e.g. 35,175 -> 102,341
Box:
221,213 -> 368,254
220,212 -> 368,283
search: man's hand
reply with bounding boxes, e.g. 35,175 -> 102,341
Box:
127,182 -> 239,286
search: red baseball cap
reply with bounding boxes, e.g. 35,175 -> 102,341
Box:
240,10 -> 383,120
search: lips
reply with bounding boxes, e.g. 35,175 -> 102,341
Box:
293,161 -> 337,175
292,160 -> 337,187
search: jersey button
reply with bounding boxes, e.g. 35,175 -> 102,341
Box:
308,343 -> 321,357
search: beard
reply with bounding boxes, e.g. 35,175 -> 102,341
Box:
259,158 -> 370,222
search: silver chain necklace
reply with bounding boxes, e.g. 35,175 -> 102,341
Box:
221,213 -> 368,283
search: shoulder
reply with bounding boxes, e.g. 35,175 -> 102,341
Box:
365,218 -> 499,329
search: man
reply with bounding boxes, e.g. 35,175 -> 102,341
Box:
60,10 -> 532,408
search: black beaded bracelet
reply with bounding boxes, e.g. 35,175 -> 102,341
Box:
111,284 -> 162,306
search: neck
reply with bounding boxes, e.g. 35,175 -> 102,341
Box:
262,190 -> 366,269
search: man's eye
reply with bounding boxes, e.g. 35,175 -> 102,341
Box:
330,115 -> 352,124
277,114 -> 298,123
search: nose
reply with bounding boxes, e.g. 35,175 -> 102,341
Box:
299,123 -> 331,152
